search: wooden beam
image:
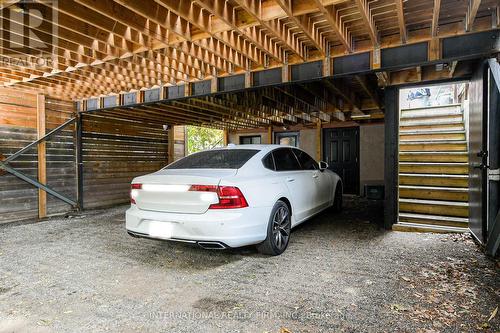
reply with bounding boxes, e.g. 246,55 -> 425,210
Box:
354,0 -> 378,46
466,0 -> 482,31
223,129 -> 229,145
275,0 -> 326,55
431,0 -> 442,37
233,0 -> 305,60
394,0 -> 407,43
312,0 -> 352,52
37,94 -> 47,219
448,61 -> 458,77
354,75 -> 381,109
268,126 -> 273,144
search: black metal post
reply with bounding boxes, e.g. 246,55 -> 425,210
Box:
384,86 -> 398,229
76,113 -> 84,210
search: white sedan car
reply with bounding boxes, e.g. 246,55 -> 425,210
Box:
126,145 -> 342,255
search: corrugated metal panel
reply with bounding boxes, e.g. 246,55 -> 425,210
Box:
144,88 -> 160,102
167,85 -> 185,99
334,52 -> 370,75
218,74 -> 245,92
381,42 -> 428,68
192,80 -> 212,95
442,30 -> 500,60
291,61 -> 323,81
253,68 -> 282,86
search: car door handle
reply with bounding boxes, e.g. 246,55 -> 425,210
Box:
312,173 -> 319,178
286,177 -> 295,182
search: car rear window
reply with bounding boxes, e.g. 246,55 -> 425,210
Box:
165,149 -> 259,169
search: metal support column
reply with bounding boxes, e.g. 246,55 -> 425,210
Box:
76,113 -> 84,210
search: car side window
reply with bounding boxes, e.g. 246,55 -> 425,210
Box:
293,149 -> 318,170
262,153 -> 275,171
272,148 -> 301,171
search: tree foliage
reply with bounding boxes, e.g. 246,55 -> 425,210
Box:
186,126 -> 224,154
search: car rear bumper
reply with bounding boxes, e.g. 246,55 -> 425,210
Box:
125,205 -> 270,248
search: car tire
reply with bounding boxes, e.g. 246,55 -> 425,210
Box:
257,200 -> 292,256
333,183 -> 343,213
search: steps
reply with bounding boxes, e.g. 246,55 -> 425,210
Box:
395,103 -> 469,233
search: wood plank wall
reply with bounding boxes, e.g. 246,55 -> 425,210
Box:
0,90 -> 77,223
45,98 -> 76,216
0,89 -> 40,223
81,113 -> 168,209
1,88 -> 170,223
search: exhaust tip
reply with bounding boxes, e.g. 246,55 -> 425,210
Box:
197,241 -> 227,250
127,231 -> 140,238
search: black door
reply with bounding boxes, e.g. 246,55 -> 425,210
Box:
323,127 -> 359,194
468,59 -> 500,247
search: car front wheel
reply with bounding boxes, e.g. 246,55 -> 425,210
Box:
257,200 -> 291,256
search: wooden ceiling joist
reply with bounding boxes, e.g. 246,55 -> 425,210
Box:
466,0 -> 482,31
233,0 -> 305,61
431,0 -> 442,37
275,0 -> 326,56
394,0 -> 407,43
354,0 -> 379,46
312,0 -> 352,52
0,0 -> 497,100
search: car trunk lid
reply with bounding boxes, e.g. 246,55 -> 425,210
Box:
132,169 -> 237,214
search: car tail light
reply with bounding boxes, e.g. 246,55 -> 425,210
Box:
189,185 -> 248,209
130,183 -> 142,204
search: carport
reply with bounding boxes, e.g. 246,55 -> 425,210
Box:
1,1 -> 500,331
1,0 -> 499,254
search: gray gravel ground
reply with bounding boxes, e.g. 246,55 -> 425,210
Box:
0,197 -> 498,333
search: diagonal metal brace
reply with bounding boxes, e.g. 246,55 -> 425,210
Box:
0,117 -> 78,208
0,163 -> 77,207
3,117 -> 76,164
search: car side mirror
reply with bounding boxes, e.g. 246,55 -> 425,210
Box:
319,161 -> 329,171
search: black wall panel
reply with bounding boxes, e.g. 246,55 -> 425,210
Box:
218,74 -> 245,92
167,85 -> 185,99
253,68 -> 282,86
291,61 -> 323,81
103,96 -> 117,108
442,30 -> 500,60
334,52 -> 370,75
381,42 -> 428,68
144,88 -> 160,102
192,80 -> 212,95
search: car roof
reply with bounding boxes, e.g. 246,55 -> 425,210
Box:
216,144 -> 300,153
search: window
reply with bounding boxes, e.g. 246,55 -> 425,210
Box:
166,149 -> 258,169
275,132 -> 299,147
262,153 -> 275,171
293,149 -> 318,170
240,135 -> 261,144
272,148 -> 301,171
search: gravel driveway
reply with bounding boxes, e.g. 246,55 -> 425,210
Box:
0,198 -> 498,333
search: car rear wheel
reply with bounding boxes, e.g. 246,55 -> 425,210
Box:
257,200 -> 291,256
333,183 -> 343,213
